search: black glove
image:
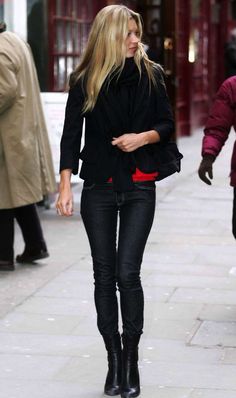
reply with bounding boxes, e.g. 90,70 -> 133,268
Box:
198,154 -> 216,185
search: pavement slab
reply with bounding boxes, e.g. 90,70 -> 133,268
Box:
190,320 -> 236,347
189,390 -> 236,398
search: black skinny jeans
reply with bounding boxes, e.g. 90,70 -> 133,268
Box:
80,182 -> 156,337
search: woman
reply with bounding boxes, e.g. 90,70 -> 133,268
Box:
56,5 -> 174,397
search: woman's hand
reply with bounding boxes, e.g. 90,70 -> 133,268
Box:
111,130 -> 160,152
56,169 -> 73,216
111,133 -> 147,152
56,186 -> 73,216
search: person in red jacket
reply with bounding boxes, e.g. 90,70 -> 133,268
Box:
198,76 -> 236,239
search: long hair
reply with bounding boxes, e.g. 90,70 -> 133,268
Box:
70,5 -> 157,112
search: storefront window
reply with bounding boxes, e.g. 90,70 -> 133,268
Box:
49,0 -> 96,91
0,1 -> 4,21
230,0 -> 236,20
137,0 -> 163,64
211,2 -> 220,23
191,0 -> 201,19
27,0 -> 48,91
56,0 -> 62,16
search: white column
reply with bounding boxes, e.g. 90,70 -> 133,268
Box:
4,0 -> 27,41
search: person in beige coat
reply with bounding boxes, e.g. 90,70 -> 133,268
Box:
0,24 -> 56,271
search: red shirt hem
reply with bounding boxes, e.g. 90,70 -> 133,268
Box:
108,168 -> 158,182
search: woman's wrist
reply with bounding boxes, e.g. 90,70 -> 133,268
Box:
59,169 -> 72,189
140,130 -> 160,146
139,132 -> 149,146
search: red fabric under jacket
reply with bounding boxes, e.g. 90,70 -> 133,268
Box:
108,168 -> 158,183
202,76 -> 236,187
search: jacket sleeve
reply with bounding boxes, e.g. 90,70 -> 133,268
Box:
152,66 -> 175,143
0,53 -> 18,114
59,82 -> 85,174
202,79 -> 235,157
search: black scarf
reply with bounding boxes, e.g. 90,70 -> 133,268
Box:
98,58 -> 152,192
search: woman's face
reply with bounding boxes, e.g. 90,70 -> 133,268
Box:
125,18 -> 140,58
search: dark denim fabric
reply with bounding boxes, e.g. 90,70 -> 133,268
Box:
80,182 -> 156,336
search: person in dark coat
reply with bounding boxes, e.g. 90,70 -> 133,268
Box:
56,5 -> 174,397
225,28 -> 236,78
198,76 -> 236,239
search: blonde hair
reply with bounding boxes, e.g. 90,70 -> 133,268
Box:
70,5 -> 157,112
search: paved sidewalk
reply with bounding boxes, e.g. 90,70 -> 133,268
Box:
0,130 -> 236,398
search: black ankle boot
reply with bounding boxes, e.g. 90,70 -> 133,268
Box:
103,333 -> 122,396
121,334 -> 141,398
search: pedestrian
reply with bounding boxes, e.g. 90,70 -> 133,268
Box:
198,75 -> 236,240
56,5 -> 174,397
0,24 -> 56,271
225,28 -> 236,78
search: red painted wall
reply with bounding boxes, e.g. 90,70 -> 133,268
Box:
175,0 -> 230,136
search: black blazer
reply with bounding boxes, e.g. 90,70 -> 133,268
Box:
60,67 -> 174,183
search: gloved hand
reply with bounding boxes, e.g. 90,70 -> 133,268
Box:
198,154 -> 216,185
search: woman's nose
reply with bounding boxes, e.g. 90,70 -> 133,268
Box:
131,34 -> 139,43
